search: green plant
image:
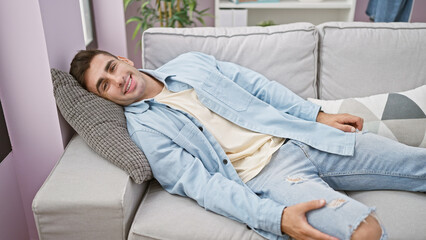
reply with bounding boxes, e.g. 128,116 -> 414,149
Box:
124,0 -> 211,48
257,20 -> 276,27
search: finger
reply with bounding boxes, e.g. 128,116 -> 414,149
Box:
357,117 -> 364,130
349,116 -> 363,130
335,123 -> 356,133
296,200 -> 339,240
299,199 -> 327,212
341,114 -> 363,130
339,114 -> 357,124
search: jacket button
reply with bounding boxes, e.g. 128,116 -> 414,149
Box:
198,126 -> 203,131
223,159 -> 228,165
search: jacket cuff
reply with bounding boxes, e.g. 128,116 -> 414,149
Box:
257,202 -> 286,236
297,100 -> 321,122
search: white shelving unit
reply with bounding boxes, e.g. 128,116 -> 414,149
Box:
215,0 -> 356,27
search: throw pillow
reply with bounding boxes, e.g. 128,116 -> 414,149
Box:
51,68 -> 152,183
309,85 -> 426,148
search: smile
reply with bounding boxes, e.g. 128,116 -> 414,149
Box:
124,75 -> 135,94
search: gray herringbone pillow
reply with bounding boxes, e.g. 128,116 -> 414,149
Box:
51,68 -> 152,183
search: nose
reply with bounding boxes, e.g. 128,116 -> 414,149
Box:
111,75 -> 124,87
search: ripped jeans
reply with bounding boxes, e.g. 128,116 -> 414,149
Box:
246,132 -> 426,240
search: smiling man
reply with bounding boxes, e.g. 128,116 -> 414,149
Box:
76,52 -> 163,106
70,49 -> 425,240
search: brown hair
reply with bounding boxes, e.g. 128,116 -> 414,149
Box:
69,49 -> 117,89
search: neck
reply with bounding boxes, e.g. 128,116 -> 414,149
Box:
141,72 -> 164,99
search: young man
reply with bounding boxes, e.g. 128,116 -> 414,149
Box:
70,49 -> 425,240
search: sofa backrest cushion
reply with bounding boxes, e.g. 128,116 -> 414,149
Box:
142,23 -> 318,99
317,22 -> 426,100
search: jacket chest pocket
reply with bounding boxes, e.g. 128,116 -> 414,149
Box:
202,72 -> 252,112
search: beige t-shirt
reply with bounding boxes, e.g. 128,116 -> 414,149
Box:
155,87 -> 284,183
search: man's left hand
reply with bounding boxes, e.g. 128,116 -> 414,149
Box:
316,112 -> 363,132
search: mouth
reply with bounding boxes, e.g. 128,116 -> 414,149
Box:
124,74 -> 135,94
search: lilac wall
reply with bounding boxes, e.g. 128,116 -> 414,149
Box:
411,0 -> 426,22
125,0 -> 215,68
125,2 -> 144,69
354,0 -> 371,21
93,0 -> 128,57
39,0 -> 87,148
39,0 -> 86,71
0,0 -> 65,239
0,0 -> 130,239
0,154 -> 29,240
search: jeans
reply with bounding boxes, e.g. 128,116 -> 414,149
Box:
246,132 -> 426,240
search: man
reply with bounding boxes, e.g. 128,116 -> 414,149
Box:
70,49 -> 425,240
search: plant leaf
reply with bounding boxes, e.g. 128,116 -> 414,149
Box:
132,21 -> 142,39
134,39 -> 142,54
123,0 -> 134,11
197,8 -> 209,14
141,1 -> 150,9
196,16 -> 205,25
126,16 -> 143,24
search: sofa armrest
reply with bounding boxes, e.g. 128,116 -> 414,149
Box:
32,134 -> 148,240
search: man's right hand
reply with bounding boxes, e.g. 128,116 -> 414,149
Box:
281,199 -> 339,240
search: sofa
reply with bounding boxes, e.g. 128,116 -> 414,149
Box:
32,22 -> 426,240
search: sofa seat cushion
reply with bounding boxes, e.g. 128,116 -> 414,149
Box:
346,191 -> 426,240
128,181 -> 426,240
129,181 -> 426,240
128,180 -> 265,240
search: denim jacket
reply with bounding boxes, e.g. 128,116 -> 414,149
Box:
125,52 -> 355,239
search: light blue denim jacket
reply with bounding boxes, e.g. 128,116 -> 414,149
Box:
125,52 -> 355,239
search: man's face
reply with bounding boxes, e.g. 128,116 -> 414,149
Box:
84,54 -> 147,106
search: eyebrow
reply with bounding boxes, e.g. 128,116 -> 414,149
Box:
95,59 -> 114,94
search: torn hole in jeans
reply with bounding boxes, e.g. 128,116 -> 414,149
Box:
286,176 -> 305,184
327,198 -> 347,210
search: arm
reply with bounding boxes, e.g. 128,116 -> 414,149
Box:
213,56 -> 320,122
131,128 -> 285,236
211,53 -> 364,132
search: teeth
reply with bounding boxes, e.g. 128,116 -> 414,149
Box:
126,77 -> 132,93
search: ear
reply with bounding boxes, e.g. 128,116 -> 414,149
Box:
117,56 -> 134,66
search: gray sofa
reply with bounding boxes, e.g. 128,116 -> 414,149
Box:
33,22 -> 426,240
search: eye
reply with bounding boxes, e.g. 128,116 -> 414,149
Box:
110,63 -> 116,72
102,81 -> 108,91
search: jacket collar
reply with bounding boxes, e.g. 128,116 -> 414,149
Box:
124,69 -> 175,114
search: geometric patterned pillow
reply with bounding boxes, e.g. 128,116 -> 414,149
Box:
51,68 -> 152,183
309,85 -> 426,148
